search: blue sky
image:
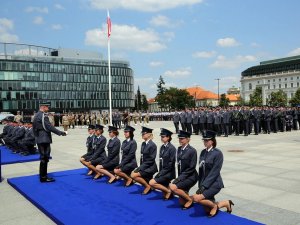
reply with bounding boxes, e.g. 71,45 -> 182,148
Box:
1,0 -> 300,98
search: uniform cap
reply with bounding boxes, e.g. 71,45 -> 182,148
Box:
177,130 -> 191,138
124,125 -> 135,132
141,126 -> 153,134
201,130 -> 216,140
160,128 -> 173,136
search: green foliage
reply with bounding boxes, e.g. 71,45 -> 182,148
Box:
249,87 -> 263,106
156,75 -> 168,109
267,90 -> 287,107
289,88 -> 300,106
219,93 -> 230,107
141,95 -> 148,111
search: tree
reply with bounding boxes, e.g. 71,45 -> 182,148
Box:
268,90 -> 287,107
219,93 -> 230,107
289,88 -> 300,106
141,95 -> 148,111
162,87 -> 194,110
156,75 -> 168,109
249,87 -> 263,106
136,86 -> 141,110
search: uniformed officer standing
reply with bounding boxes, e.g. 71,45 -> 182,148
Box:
33,102 -> 66,182
173,110 -> 180,134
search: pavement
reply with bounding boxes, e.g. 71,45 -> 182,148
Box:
0,121 -> 300,225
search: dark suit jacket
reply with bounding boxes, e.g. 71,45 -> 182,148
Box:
156,142 -> 176,180
198,148 -> 224,190
139,140 -> 158,175
119,139 -> 138,170
177,144 -> 198,182
89,135 -> 107,161
33,111 -> 64,144
102,137 -> 120,169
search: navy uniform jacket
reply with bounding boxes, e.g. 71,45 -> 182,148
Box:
21,128 -> 36,146
213,112 -> 222,125
33,111 -> 64,144
179,112 -> 186,124
139,140 -> 158,175
192,111 -> 199,124
186,112 -> 193,123
83,135 -> 95,158
119,139 -> 138,171
222,111 -> 231,124
102,137 -> 120,169
89,135 -> 107,161
173,112 -> 180,123
199,111 -> 207,123
198,148 -> 224,190
206,112 -> 214,124
156,142 -> 176,180
177,144 -> 198,182
0,124 -> 10,138
12,126 -> 26,142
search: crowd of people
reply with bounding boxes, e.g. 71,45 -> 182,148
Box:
172,106 -> 300,136
79,124 -> 234,217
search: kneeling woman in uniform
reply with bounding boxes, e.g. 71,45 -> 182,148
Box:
114,126 -> 138,187
80,125 -> 95,175
82,124 -> 107,179
169,130 -> 198,210
192,130 -> 234,217
131,126 -> 158,195
96,126 -> 120,184
149,128 -> 176,200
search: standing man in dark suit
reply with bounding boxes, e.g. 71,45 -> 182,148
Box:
179,109 -> 186,131
192,109 -> 199,135
185,109 -> 193,134
173,110 -> 180,134
33,102 -> 66,182
222,109 -> 231,137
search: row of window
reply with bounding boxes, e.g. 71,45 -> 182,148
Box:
242,63 -> 300,76
1,90 -> 134,101
0,61 -> 132,76
1,99 -> 135,111
248,82 -> 300,90
0,81 -> 134,92
0,71 -> 134,84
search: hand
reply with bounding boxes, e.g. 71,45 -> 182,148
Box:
61,132 -> 67,136
172,178 -> 180,184
134,167 -> 141,173
196,186 -> 205,195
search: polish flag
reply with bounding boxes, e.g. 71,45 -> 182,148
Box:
107,10 -> 111,38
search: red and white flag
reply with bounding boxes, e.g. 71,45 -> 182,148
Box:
107,10 -> 111,38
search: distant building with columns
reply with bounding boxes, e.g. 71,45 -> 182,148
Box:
241,55 -> 300,105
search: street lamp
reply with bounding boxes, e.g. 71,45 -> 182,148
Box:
215,78 -> 220,105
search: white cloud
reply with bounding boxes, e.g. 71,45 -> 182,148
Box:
251,42 -> 260,47
193,51 -> 216,58
51,24 -> 63,30
33,16 -> 44,25
150,15 -> 171,27
25,6 -> 48,14
54,4 -> 65,10
287,48 -> 300,57
85,24 -> 166,53
217,37 -> 240,47
163,67 -> 192,78
0,18 -> 19,42
88,0 -> 203,12
149,61 -> 164,67
210,55 -> 257,69
163,32 -> 175,42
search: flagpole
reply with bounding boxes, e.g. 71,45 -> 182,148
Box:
107,10 -> 112,126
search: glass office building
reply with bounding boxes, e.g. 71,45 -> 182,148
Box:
0,43 -> 135,113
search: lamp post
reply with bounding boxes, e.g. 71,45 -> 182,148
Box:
215,78 -> 220,105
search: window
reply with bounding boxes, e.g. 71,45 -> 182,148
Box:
285,78 -> 287,81
291,83 -> 294,88
273,85 -> 276,89
291,77 -> 293,80
285,84 -> 287,88
279,84 -> 281,88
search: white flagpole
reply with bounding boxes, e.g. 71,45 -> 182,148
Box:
107,10 -> 112,126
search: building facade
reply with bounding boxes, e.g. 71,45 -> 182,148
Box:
0,43 -> 134,113
241,55 -> 300,105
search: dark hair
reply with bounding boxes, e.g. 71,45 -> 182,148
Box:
211,137 -> 217,148
167,136 -> 172,142
112,130 -> 119,136
129,131 -> 134,140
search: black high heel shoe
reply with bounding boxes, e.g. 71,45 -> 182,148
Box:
227,200 -> 235,214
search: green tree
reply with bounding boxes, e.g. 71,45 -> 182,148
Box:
289,88 -> 300,106
137,86 -> 141,110
163,87 -> 194,110
141,94 -> 148,111
249,87 -> 263,106
267,90 -> 287,106
155,75 -> 168,109
219,93 -> 230,107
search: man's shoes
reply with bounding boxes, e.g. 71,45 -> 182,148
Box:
40,177 -> 55,183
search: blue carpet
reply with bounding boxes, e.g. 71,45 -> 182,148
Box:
0,146 -> 41,165
7,168 -> 264,225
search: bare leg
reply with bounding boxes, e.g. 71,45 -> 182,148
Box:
169,184 -> 193,208
85,162 -> 102,179
149,179 -> 171,199
96,166 -> 115,183
114,168 -> 133,186
131,172 -> 151,194
193,194 -> 218,217
80,158 -> 93,175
